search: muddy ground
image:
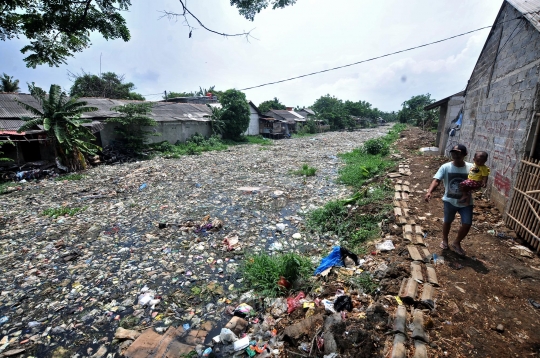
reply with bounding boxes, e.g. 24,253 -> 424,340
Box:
392,127 -> 540,357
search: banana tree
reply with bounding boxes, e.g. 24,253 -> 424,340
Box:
17,83 -> 100,172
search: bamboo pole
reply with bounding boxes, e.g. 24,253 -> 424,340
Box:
507,156 -> 526,232
514,157 -> 531,239
524,158 -> 540,248
522,159 -> 537,245
528,158 -> 540,249
506,212 -> 540,251
513,159 -> 533,241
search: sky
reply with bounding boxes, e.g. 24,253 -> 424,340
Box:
0,0 -> 503,111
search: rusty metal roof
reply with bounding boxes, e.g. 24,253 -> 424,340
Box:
507,0 -> 540,32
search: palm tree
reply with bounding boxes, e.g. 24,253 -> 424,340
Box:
0,73 -> 20,92
17,83 -> 100,171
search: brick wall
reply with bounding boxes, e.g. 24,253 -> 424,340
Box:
459,2 -> 540,210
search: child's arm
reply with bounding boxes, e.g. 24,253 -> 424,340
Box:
481,176 -> 488,187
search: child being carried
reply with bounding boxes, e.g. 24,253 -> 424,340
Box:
459,151 -> 490,204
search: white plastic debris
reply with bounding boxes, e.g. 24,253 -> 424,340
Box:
376,239 -> 395,251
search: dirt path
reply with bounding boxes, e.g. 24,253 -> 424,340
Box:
395,127 -> 540,357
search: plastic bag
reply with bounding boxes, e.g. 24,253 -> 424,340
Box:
233,303 -> 253,318
376,240 -> 395,251
286,292 -> 305,314
314,247 -> 344,275
334,295 -> 353,312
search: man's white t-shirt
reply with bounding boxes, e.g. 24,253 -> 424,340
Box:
433,161 -> 473,207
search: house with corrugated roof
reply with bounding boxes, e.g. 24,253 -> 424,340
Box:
263,109 -> 305,134
297,108 -> 315,118
0,93 -> 214,163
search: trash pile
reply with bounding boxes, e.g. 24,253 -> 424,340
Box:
0,129 -> 394,357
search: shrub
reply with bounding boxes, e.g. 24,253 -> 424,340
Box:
363,138 -> 389,156
42,206 -> 86,218
240,252 -> 313,297
293,164 -> 317,177
108,103 -> 158,157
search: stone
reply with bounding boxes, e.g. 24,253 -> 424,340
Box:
292,233 -> 302,239
276,223 -> 286,232
92,345 -> 107,357
283,314 -> 324,341
224,316 -> 248,335
124,326 -> 193,358
115,327 -> 140,341
496,324 -> 504,333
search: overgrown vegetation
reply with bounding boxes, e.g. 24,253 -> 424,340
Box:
243,135 -> 272,145
307,124 -> 405,251
0,182 -> 17,194
0,140 -> 14,162
213,89 -> 250,140
55,173 -> 85,181
338,123 -> 405,188
349,271 -> 378,294
17,83 -> 101,172
397,94 -> 438,130
292,163 -> 317,177
108,103 -> 158,157
240,252 -> 314,297
42,206 -> 86,218
152,133 -> 227,157
307,184 -> 392,249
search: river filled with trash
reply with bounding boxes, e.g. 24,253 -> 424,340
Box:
0,129 -> 390,357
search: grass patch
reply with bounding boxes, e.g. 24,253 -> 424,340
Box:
153,134 -> 274,158
292,132 -> 317,138
55,173 -> 85,181
338,123 -> 406,189
42,206 -> 87,218
243,135 -> 273,146
240,252 -> 314,297
152,134 -> 228,157
349,271 -> 378,294
307,181 -> 393,251
292,164 -> 317,177
0,182 -> 17,194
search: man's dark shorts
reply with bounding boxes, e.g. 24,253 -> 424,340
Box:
443,201 -> 473,225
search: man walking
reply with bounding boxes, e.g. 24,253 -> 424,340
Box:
425,144 -> 473,255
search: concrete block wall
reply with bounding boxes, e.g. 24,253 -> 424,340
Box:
459,2 -> 540,210
99,120 -> 212,146
441,96 -> 465,156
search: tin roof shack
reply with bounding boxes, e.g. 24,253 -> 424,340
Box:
424,91 -> 465,156
455,0 -> 540,211
297,108 -> 315,118
0,95 -> 214,164
0,93 -> 103,165
81,99 -> 213,146
264,109 -> 305,134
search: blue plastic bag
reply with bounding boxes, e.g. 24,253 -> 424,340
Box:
314,246 -> 344,275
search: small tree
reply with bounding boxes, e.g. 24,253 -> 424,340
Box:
0,73 -> 20,92
397,94 -> 438,129
17,83 -> 100,171
0,140 -> 14,162
108,103 -> 157,156
69,70 -> 145,100
218,89 -> 250,140
258,97 -> 286,113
